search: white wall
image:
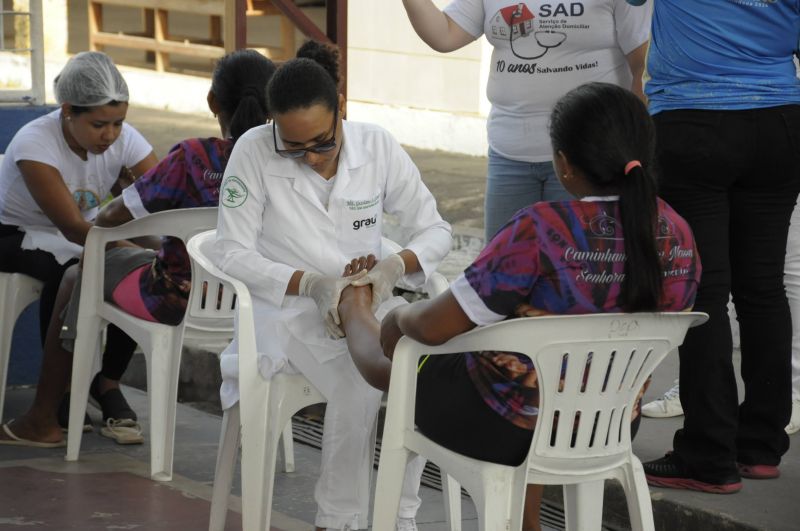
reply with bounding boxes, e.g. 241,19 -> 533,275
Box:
8,0 -> 493,155
346,0 -> 490,155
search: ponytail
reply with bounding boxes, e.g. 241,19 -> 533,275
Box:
229,85 -> 267,142
618,164 -> 662,311
210,50 -> 276,142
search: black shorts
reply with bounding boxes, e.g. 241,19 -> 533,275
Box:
414,353 -> 642,467
414,353 -> 533,467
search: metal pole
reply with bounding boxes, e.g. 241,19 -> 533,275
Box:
29,0 -> 45,104
326,0 -> 347,101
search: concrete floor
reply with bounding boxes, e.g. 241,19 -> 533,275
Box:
0,386 -> 482,531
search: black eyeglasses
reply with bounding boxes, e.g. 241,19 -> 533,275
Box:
273,107 -> 338,159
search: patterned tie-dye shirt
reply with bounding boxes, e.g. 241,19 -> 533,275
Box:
127,137 -> 231,324
449,197 -> 701,429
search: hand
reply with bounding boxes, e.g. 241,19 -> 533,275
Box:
351,253 -> 405,312
299,269 -> 367,338
514,303 -> 551,318
379,307 -> 404,360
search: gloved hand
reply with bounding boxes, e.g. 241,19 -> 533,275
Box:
299,269 -> 367,338
351,253 -> 406,313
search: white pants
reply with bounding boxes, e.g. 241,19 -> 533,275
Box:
288,337 -> 424,529
784,198 -> 800,401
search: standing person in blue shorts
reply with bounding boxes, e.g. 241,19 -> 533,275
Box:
642,0 -> 800,493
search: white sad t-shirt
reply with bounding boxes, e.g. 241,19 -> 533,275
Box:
0,109 -> 152,261
444,0 -> 651,162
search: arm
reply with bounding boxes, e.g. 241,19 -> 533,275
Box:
94,149 -> 159,248
402,0 -> 477,52
382,134 -> 452,287
95,195 -> 133,227
110,151 -> 158,196
18,160 -> 93,245
380,290 -> 476,359
129,151 -> 158,177
626,41 -> 648,103
614,0 -> 652,103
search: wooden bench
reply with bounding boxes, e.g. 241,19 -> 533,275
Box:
88,0 -> 297,71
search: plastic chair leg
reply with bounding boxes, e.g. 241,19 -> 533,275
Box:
240,395 -> 273,531
563,480 -> 606,531
209,405 -> 241,531
468,476 -> 515,531
442,474 -> 462,531
0,280 -> 14,422
145,331 -> 183,481
0,274 -> 42,422
66,316 -> 104,462
373,447 -> 412,531
615,460 -> 656,531
281,423 -> 295,473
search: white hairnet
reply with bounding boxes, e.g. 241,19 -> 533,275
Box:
54,51 -> 129,107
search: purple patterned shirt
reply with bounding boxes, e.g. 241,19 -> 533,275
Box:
128,137 -> 232,324
450,198 -> 701,429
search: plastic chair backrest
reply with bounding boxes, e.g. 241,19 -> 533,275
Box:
81,207 -> 219,320
394,312 -> 707,477
183,239 -> 237,348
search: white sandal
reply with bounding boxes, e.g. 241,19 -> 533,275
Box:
100,418 -> 144,445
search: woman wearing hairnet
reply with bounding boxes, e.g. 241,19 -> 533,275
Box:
0,51 -> 157,434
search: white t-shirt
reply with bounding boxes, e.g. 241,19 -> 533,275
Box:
444,0 -> 651,162
0,109 -> 152,228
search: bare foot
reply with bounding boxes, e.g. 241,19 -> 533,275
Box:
339,259 -> 375,325
0,412 -> 63,444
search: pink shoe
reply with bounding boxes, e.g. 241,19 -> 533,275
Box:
737,463 -> 780,479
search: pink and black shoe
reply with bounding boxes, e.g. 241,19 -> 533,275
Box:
644,453 -> 743,494
737,463 -> 780,480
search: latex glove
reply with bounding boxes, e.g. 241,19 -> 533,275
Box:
299,269 -> 367,338
351,253 -> 406,313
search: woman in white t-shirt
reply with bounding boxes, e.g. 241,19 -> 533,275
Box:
0,51 -> 157,428
402,0 -> 651,240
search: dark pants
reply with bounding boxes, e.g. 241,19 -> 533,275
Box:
655,105 -> 800,479
0,223 -> 136,381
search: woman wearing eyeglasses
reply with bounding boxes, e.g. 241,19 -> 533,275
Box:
210,41 -> 452,531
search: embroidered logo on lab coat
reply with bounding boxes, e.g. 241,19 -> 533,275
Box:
345,193 -> 380,211
222,176 -> 248,208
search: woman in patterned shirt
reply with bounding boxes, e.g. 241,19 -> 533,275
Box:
338,82 -> 701,531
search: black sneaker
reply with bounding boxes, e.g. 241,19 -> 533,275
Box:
57,393 -> 93,433
644,453 -> 742,494
89,373 -> 137,424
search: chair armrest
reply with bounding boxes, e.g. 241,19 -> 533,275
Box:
381,312 -> 708,447
80,207 -> 219,314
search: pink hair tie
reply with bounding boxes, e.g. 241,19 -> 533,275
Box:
624,160 -> 642,175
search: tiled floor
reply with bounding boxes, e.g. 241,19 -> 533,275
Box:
0,462 -> 242,530
0,386 -> 481,531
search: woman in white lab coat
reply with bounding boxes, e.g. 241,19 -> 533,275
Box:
210,42 -> 452,531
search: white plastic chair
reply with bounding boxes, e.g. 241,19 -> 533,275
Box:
0,273 -> 44,421
187,229 -> 454,531
66,207 -> 221,481
373,312 -> 708,531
